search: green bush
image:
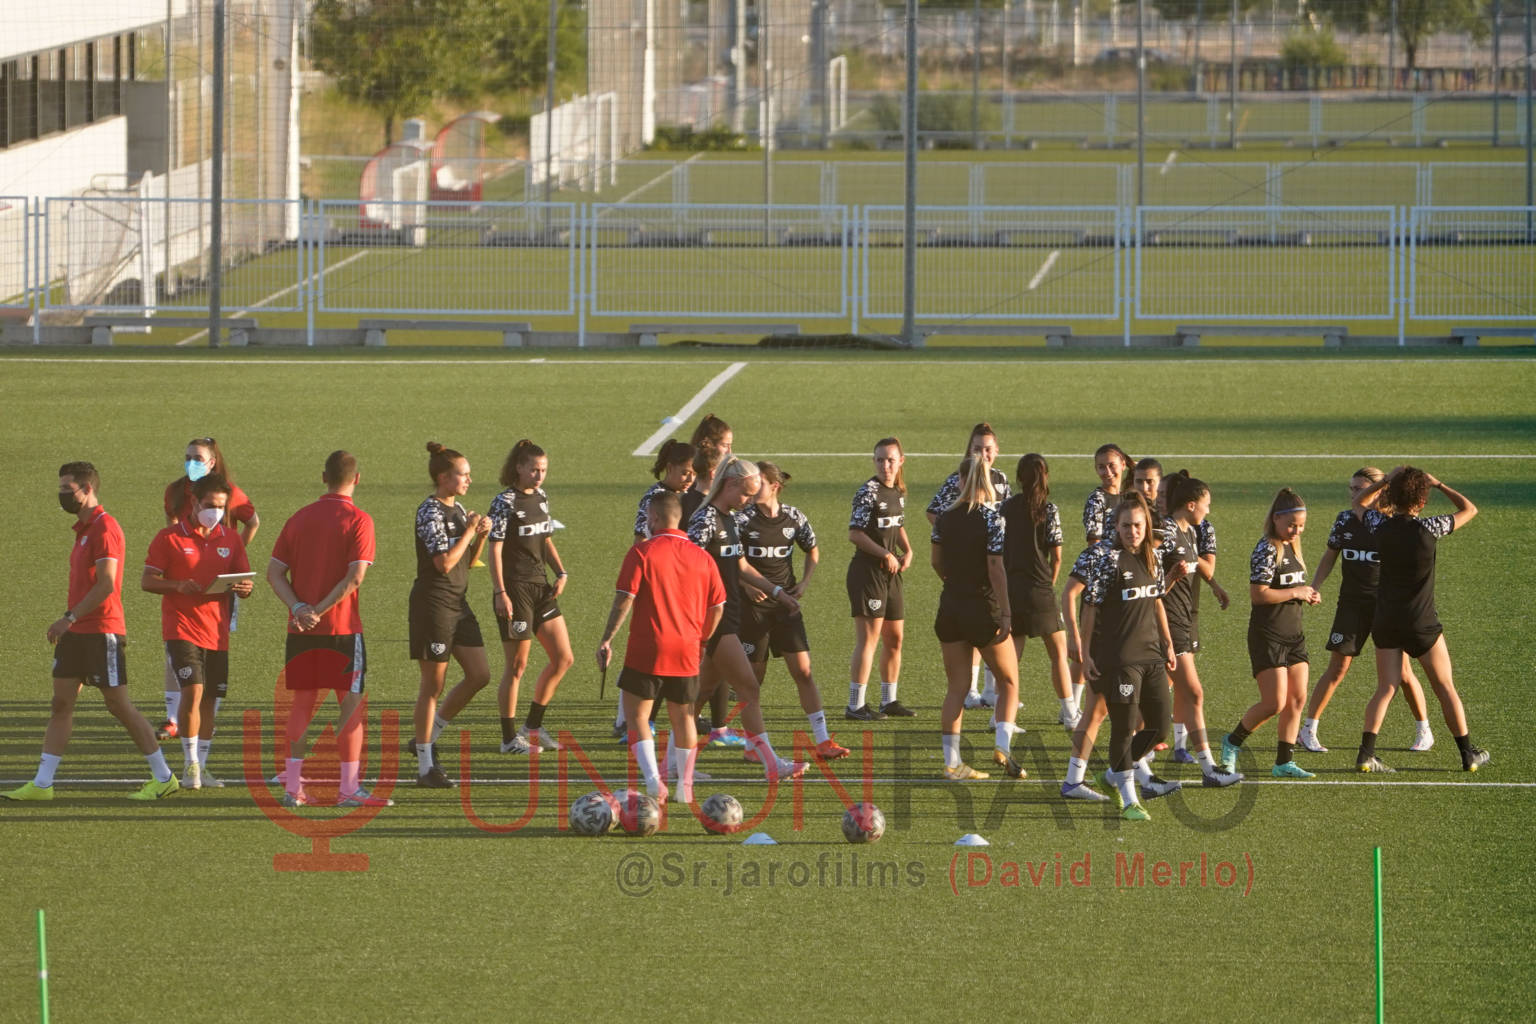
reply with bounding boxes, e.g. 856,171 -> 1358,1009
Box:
1280,27 -> 1348,71
648,123 -> 753,151
869,92 -> 1002,135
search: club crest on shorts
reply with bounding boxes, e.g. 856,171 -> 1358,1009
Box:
867,598 -> 882,612
512,620 -> 529,635
742,642 -> 756,655
430,642 -> 446,656
1331,632 -> 1344,646
1119,683 -> 1134,697
177,665 -> 193,680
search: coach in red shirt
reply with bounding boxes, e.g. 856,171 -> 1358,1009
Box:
142,474 -> 253,790
2,462 -> 179,802
266,450 -> 389,809
596,490 -> 725,806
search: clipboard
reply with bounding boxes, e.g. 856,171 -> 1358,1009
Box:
205,572 -> 255,594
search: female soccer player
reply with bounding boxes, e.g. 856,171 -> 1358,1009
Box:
1221,488 -> 1322,780
736,462 -> 849,761
681,445 -> 724,538
408,442 -> 491,787
433,440 -> 574,757
690,413 -> 733,457
688,457 -> 807,781
1058,538 -> 1113,802
1159,474 -> 1241,786
926,423 -> 1010,711
1079,493 -> 1181,821
1298,468 -> 1432,754
157,437 -> 259,742
932,457 -> 1023,780
634,440 -> 697,542
1082,443 -> 1132,545
999,454 -> 1077,729
845,438 -> 913,721
1353,467 -> 1488,773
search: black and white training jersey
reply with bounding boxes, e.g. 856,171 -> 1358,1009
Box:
1364,508 -> 1455,634
488,487 -> 553,583
927,467 -> 1010,517
932,502 -> 1006,601
1000,497 -> 1062,591
1080,544 -> 1166,668
688,503 -> 745,628
414,496 -> 470,598
1196,518 -> 1217,557
1325,509 -> 1381,603
1083,488 -> 1118,543
1249,538 -> 1308,641
680,485 -> 708,526
849,478 -> 906,563
634,482 -> 682,539
734,503 -> 816,590
1159,517 -> 1202,632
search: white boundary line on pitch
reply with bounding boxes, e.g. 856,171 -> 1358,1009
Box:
632,361 -> 749,456
11,776 -> 1534,789
4,356 -> 1535,367
174,249 -> 371,347
601,152 -> 705,210
1027,250 -> 1059,291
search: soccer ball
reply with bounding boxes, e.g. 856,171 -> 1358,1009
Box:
619,791 -> 662,836
598,790 -> 623,831
842,802 -> 885,844
700,793 -> 744,834
569,791 -> 613,836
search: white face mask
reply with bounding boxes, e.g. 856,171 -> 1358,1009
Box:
196,507 -> 225,530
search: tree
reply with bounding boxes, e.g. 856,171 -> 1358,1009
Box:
480,0 -> 586,94
1303,0 -> 1490,69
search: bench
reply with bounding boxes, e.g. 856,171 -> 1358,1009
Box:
911,323 -> 1074,347
356,319 -> 533,347
629,323 -> 802,347
82,314 -> 257,346
1175,324 -> 1348,348
1450,326 -> 1536,347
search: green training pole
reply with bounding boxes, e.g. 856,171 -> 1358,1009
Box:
1374,847 -> 1384,1024
37,908 -> 50,1024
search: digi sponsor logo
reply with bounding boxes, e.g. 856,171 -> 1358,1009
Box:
747,545 -> 793,559
517,521 -> 554,538
1120,585 -> 1161,601
1341,549 -> 1379,563
875,516 -> 903,529
718,543 -> 744,557
1278,571 -> 1306,586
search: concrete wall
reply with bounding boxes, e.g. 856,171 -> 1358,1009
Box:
0,117 -> 128,200
1,0 -> 184,58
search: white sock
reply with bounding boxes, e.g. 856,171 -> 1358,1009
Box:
164,690 -> 180,722
848,682 -> 866,710
1065,756 -> 1087,786
1172,722 -> 1188,749
749,731 -> 779,769
631,737 -> 660,788
430,715 -> 448,744
942,733 -> 961,768
880,682 -> 897,707
1071,682 -> 1084,706
1198,748 -> 1217,771
198,738 -> 212,765
1302,717 -> 1319,732
994,720 -> 1016,753
1109,767 -> 1138,807
1415,719 -> 1431,733
675,742 -> 697,793
665,736 -> 678,777
967,664 -> 980,697
1059,697 -> 1076,717
615,694 -> 626,727
1133,755 -> 1154,785
416,743 -> 434,776
180,736 -> 197,769
34,752 -> 61,788
807,709 -> 829,744
340,760 -> 360,794
146,749 -> 172,783
981,666 -> 997,701
285,757 -> 304,795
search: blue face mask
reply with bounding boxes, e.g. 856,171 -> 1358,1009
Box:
185,459 -> 211,482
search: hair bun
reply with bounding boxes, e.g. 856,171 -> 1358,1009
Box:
426,441 -> 443,455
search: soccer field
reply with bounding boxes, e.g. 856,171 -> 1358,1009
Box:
1,348 -> 1533,1022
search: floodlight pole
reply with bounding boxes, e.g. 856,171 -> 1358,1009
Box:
972,0 -> 981,148
209,0 -> 225,348
1136,0 -> 1145,208
1228,0 -> 1237,149
1525,0 -> 1533,235
544,0 -> 558,207
1492,0 -> 1501,147
901,0 -> 918,347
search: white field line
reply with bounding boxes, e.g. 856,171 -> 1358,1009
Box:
174,249 -> 371,347
604,152 -> 704,210
1159,150 -> 1178,175
5,357 -> 1535,368
1027,250 -> 1060,291
632,361 -> 749,456
12,776 -> 1535,789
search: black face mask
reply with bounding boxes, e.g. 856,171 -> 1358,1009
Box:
59,492 -> 83,514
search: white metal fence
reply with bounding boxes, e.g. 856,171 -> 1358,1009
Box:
9,199 -> 1533,340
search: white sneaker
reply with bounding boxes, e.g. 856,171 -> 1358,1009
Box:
199,768 -> 226,789
519,726 -> 561,752
182,763 -> 202,791
1409,727 -> 1434,752
1296,726 -> 1329,753
500,734 -> 534,754
769,758 -> 808,781
646,779 -> 669,802
963,692 -> 985,710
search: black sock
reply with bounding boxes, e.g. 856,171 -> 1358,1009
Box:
1359,731 -> 1378,761
709,686 -> 727,729
1229,723 -> 1251,747
1454,733 -> 1472,757
500,717 -> 517,744
526,701 -> 547,731
1275,740 -> 1294,766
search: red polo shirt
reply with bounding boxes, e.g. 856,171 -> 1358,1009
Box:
164,478 -> 256,529
145,522 -> 250,650
269,493 -> 376,635
615,529 -> 726,676
69,506 -> 126,635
